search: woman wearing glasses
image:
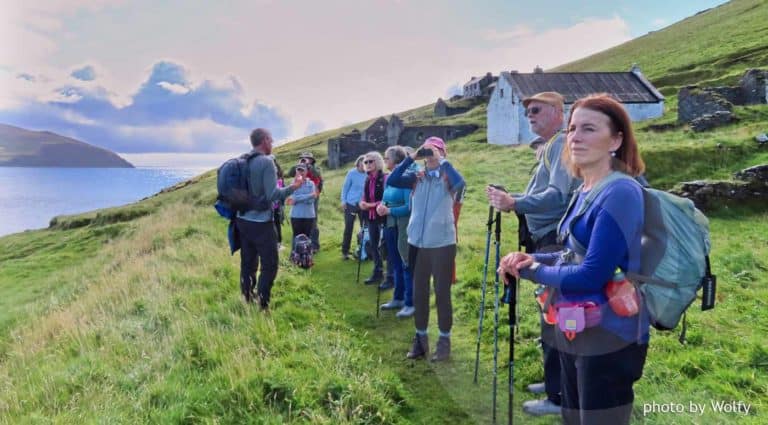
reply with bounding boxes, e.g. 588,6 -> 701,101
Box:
359,151 -> 387,285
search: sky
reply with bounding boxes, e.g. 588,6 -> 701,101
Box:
0,0 -> 727,166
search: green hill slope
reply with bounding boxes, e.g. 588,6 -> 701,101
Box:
554,0 -> 768,96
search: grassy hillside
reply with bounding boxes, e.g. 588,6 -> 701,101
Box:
554,0 -> 768,96
2,0 -> 768,421
1,99 -> 767,422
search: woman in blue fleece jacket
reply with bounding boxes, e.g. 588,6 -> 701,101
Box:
499,94 -> 648,425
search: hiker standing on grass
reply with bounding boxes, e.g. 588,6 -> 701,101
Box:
377,146 -> 415,318
359,151 -> 387,286
387,137 -> 465,362
485,91 -> 580,417
286,162 -> 318,252
288,152 -> 323,252
237,128 -> 303,310
499,94 -> 649,425
340,155 -> 367,261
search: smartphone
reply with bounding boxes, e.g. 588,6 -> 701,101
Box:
417,148 -> 433,157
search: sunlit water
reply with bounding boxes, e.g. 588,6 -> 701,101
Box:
0,167 -> 207,237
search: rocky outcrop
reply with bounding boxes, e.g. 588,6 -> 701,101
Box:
689,111 -> 735,132
673,164 -> 768,209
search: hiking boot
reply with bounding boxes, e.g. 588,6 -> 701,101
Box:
364,274 -> 384,285
522,399 -> 561,416
396,305 -> 415,318
406,334 -> 429,359
378,279 -> 394,290
431,336 -> 451,362
342,253 -> 350,261
527,382 -> 546,394
380,299 -> 404,310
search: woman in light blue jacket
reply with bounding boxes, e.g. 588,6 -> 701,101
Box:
388,137 -> 465,362
286,163 -> 317,251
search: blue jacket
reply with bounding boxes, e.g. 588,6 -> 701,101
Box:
341,168 -> 366,205
388,156 -> 465,248
289,180 -> 317,219
382,182 -> 411,227
521,178 -> 648,343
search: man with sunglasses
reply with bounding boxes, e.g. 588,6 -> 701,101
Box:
485,91 -> 580,417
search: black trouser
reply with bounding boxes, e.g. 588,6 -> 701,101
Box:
236,218 -> 278,307
368,219 -> 383,277
409,244 -> 456,333
273,208 -> 282,243
310,198 -> 320,250
531,230 -> 562,405
341,203 -> 364,256
556,328 -> 648,425
291,217 -> 315,250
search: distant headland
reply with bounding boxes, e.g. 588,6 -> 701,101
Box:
0,124 -> 133,168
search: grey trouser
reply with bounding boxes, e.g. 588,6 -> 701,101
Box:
409,244 -> 456,333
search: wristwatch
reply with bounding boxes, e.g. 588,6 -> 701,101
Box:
529,262 -> 541,272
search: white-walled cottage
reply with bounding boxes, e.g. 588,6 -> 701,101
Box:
487,66 -> 665,145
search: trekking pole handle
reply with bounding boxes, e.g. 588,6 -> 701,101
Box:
487,205 -> 495,229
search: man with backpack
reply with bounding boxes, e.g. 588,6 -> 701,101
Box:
486,91 -> 580,417
237,128 -> 303,310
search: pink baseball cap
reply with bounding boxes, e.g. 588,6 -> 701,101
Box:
424,136 -> 446,155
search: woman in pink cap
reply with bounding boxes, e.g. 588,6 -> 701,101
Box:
387,137 -> 465,361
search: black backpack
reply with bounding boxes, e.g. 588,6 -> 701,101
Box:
215,152 -> 271,218
290,234 -> 314,269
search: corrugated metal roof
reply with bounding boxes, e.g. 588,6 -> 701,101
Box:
505,72 -> 664,103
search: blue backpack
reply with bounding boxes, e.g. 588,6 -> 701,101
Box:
561,172 -> 716,340
215,152 -> 270,219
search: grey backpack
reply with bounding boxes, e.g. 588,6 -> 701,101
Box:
561,172 -> 716,340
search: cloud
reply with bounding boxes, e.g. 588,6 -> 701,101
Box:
0,60 -> 291,153
444,83 -> 463,99
71,65 -> 97,81
304,120 -> 326,136
482,25 -> 534,41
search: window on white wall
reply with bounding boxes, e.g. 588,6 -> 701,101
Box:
500,89 -> 504,98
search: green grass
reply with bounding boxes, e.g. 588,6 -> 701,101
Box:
554,0 -> 768,96
3,2 -> 768,420
1,101 -> 767,423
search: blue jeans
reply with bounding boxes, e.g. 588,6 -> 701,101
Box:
385,226 -> 412,306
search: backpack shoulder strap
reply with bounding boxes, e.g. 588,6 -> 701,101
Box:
558,171 -> 636,256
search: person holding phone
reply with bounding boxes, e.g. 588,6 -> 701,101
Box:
388,137 -> 465,362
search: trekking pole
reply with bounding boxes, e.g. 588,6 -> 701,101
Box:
504,215 -> 523,425
491,211 -> 502,424
473,206 -> 495,384
376,283 -> 381,318
356,224 -> 365,285
503,274 -> 518,425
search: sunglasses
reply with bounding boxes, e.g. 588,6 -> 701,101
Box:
526,106 -> 542,116
296,167 -> 307,172
363,159 -> 374,164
